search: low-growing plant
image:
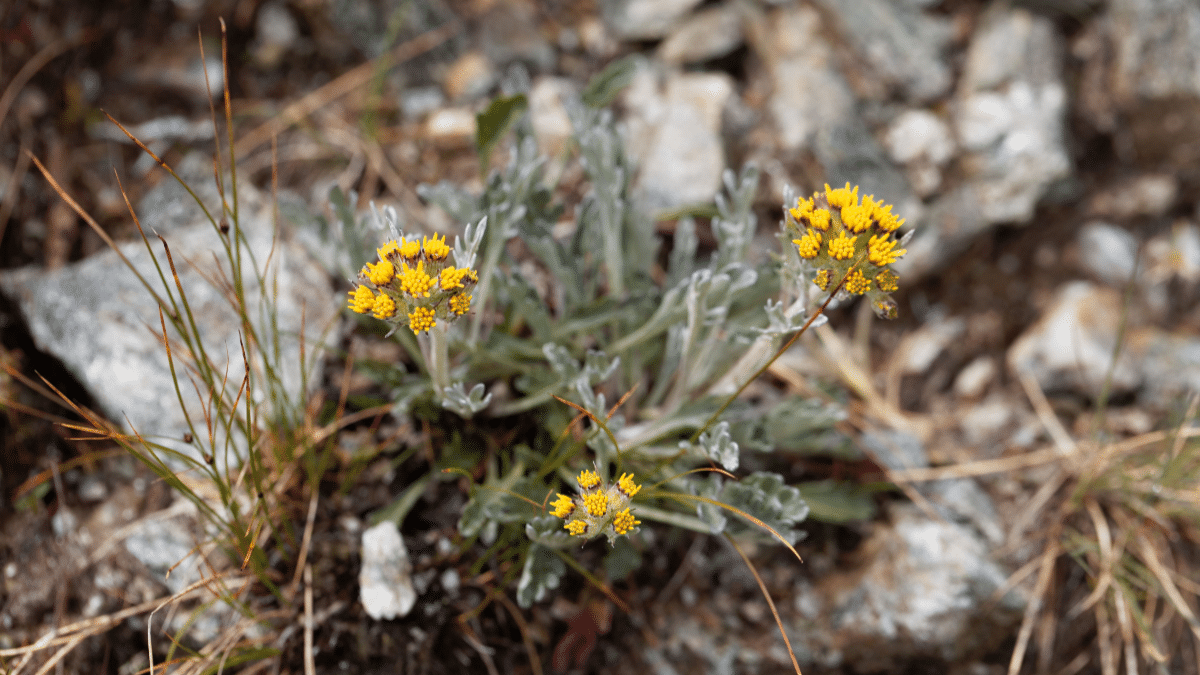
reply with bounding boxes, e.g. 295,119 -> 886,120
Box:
327,56 -> 915,673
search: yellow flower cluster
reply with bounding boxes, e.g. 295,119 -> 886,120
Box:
347,234 -> 479,334
550,470 -> 642,544
787,183 -> 909,319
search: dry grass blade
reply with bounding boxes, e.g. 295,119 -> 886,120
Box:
725,534 -> 802,675
1008,536 -> 1060,675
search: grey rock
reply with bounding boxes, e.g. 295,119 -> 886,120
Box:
808,504 -> 1023,669
360,521 -> 417,620
885,109 -> 956,196
604,0 -> 706,40
622,67 -> 733,213
0,157 -> 339,468
954,356 -> 998,399
123,512 -> 204,595
1078,221 -> 1139,287
478,0 -> 555,72
861,429 -> 928,471
813,0 -> 954,102
1109,0 -> 1200,102
763,5 -> 855,153
1007,281 -> 1142,395
658,2 -> 744,66
252,1 -> 300,68
1086,174 -> 1178,219
1140,332 -> 1200,408
953,6 -> 1070,225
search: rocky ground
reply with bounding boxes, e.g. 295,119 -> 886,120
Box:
2,0 -> 1200,673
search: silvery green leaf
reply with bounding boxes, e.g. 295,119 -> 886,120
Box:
582,350 -> 619,384
457,463 -> 525,538
666,217 -> 698,289
721,472 -> 809,545
581,54 -> 641,109
516,543 -> 566,608
441,382 -> 492,417
693,474 -> 727,534
526,515 -> 574,548
452,216 -> 487,269
543,343 -> 580,379
690,421 -> 739,471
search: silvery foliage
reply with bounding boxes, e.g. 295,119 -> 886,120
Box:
517,543 -> 566,608
681,420 -> 740,472
441,382 -> 492,417
690,471 -> 810,544
543,344 -> 623,460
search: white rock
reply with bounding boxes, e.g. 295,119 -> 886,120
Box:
885,109 -> 955,165
360,521 -> 417,620
1077,221 -> 1138,287
1007,281 -> 1142,395
605,0 -> 705,40
424,107 -> 476,148
529,77 -> 576,158
764,5 -> 854,152
658,3 -> 743,66
622,68 -> 733,213
954,355 -> 997,399
898,315 -> 965,375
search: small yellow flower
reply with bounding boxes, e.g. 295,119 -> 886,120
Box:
814,269 -> 832,291
550,494 -> 575,518
399,237 -> 421,260
399,261 -> 436,298
876,268 -> 899,293
372,293 -> 397,320
844,268 -> 872,295
423,234 -> 450,261
828,231 -> 857,260
408,306 -> 436,333
578,470 -> 602,490
840,202 -> 874,233
365,259 -> 395,285
612,509 -> 640,535
565,520 -> 588,536
377,240 -> 401,260
440,267 -> 471,290
348,286 -> 375,314
449,293 -> 472,316
617,473 -> 641,498
868,234 -> 906,266
825,182 -> 859,209
793,229 -> 823,259
582,491 -> 609,517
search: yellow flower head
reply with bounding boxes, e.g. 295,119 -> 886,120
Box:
550,494 -> 575,518
366,259 -> 395,286
828,231 -> 857,260
449,293 -> 472,316
876,268 -> 899,293
399,261 -> 436,298
868,234 -> 907,266
377,240 -> 402,260
371,293 -> 397,320
408,306 -> 436,333
793,229 -> 823,259
440,266 -> 471,291
348,286 -> 375,314
612,509 -> 640,535
423,234 -> 450,261
398,237 -> 421,260
617,473 -> 641,497
582,491 -> 609,517
844,268 -> 872,295
825,182 -> 859,209
565,520 -> 588,536
578,469 -> 602,490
